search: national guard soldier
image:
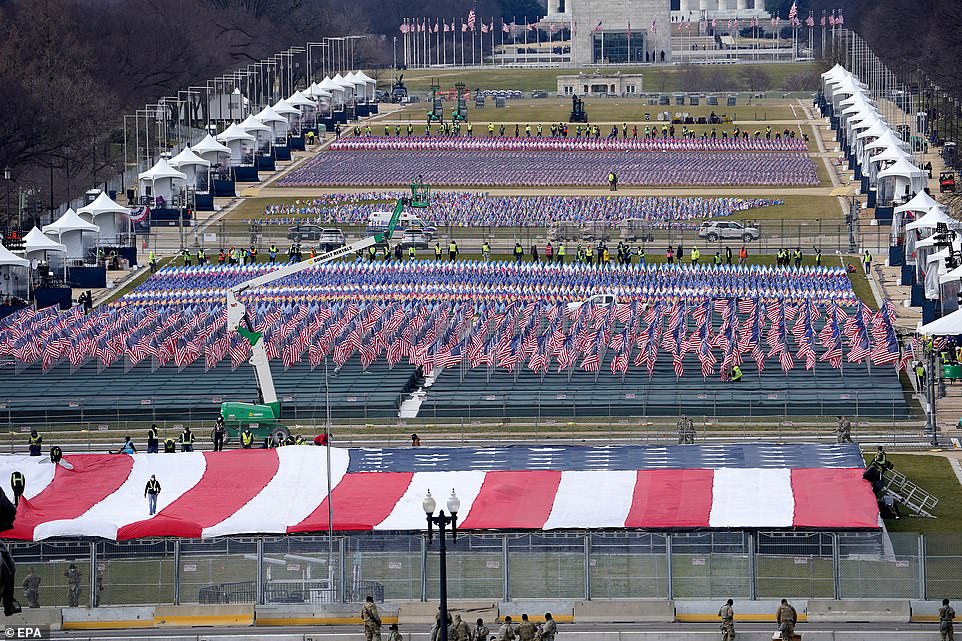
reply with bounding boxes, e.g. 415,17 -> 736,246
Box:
685,416 -> 695,444
475,617 -> 491,641
517,614 -> 537,641
941,599 -> 956,641
541,613 -> 557,641
677,415 -> 688,444
386,623 -> 403,641
241,428 -> 254,449
776,599 -> 797,641
452,614 -> 471,641
498,615 -> 516,641
10,471 -> 24,507
361,595 -> 382,641
22,569 -> 40,608
718,599 -> 735,641
836,416 -> 853,443
65,563 -> 82,607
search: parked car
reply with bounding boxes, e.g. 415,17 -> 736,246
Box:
287,224 -> 323,242
697,221 -> 760,242
400,229 -> 430,250
318,228 -> 346,252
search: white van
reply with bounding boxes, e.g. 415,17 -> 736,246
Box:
366,210 -> 424,234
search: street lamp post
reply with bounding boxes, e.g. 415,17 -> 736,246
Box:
3,167 -> 11,227
423,489 -> 460,641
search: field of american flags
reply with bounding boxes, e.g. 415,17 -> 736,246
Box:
0,260 -> 911,386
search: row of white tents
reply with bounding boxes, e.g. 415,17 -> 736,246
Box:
136,71 -> 375,206
823,65 -> 962,329
822,63 -> 928,210
0,191 -> 135,297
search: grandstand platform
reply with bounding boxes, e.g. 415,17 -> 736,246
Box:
0,359 -> 421,423
418,352 -> 910,420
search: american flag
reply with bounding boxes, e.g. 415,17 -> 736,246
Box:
592,20 -> 603,32
788,1 -> 798,21
467,8 -> 476,31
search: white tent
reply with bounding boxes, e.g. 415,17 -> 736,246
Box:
869,145 -> 911,167
906,207 -> 956,231
286,91 -> 315,108
137,158 -> 187,208
169,147 -> 212,191
332,74 -> 356,100
42,209 -> 99,261
865,130 -> 909,153
272,99 -> 301,133
76,192 -> 131,244
0,243 -> 29,299
346,71 -> 375,101
22,227 -> 66,259
239,115 -> 272,153
896,191 -> 942,215
216,124 -> 256,166
318,77 -> 345,107
192,134 -> 232,167
255,105 -> 289,141
856,121 -> 890,142
21,227 -> 67,281
919,307 -> 962,335
878,158 -> 927,204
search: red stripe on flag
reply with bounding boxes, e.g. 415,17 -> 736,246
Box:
791,468 -> 879,528
288,472 -> 414,533
625,469 -> 714,528
3,455 -> 135,540
117,450 -> 280,540
460,471 -> 561,530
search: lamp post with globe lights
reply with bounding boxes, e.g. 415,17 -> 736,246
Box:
423,489 -> 460,641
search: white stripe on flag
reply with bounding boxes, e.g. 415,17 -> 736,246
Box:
0,454 -> 56,501
374,471 -> 486,531
34,452 -> 208,541
543,471 -> 637,530
204,446 -> 350,538
709,468 -> 794,528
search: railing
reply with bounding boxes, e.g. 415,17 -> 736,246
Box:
7,531 -> 961,608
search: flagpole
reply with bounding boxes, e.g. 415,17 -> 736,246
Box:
523,16 -> 527,65
472,23 -> 476,67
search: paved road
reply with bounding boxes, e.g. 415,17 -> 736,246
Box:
47,621 -> 942,639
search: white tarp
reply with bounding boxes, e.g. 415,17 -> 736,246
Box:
919,307 -> 962,335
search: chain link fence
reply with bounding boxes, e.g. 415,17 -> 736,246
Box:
7,530 -> 962,608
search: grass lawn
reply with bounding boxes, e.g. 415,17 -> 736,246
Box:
865,453 -> 962,535
726,195 -> 840,222
388,61 -> 825,94
380,97 -> 801,124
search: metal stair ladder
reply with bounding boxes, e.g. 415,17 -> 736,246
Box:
881,469 -> 939,517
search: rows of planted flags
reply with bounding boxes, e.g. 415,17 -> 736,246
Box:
328,136 -> 809,153
279,150 -> 819,187
0,261 -> 910,379
252,193 -> 782,229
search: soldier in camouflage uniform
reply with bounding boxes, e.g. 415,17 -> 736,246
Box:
776,599 -> 797,641
541,613 -> 557,641
65,564 -> 82,607
718,599 -> 735,641
940,599 -> 956,641
361,595 -> 382,641
517,613 -> 537,641
22,569 -> 40,608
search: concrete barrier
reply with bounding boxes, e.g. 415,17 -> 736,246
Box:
255,604 -> 398,626
397,600 -> 498,624
574,600 -> 675,623
910,600 -> 943,623
499,599 -> 575,623
62,606 -> 155,630
675,599 -> 809,623
154,604 -> 255,627
807,599 -> 910,623
3,606 -> 61,631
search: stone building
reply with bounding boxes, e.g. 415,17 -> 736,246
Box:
556,72 -> 644,96
543,0 -> 672,65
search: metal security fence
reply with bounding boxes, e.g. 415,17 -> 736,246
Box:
6,531 -> 962,608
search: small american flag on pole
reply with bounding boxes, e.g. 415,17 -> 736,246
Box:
788,0 -> 798,21
467,8 -> 476,31
592,19 -> 603,32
